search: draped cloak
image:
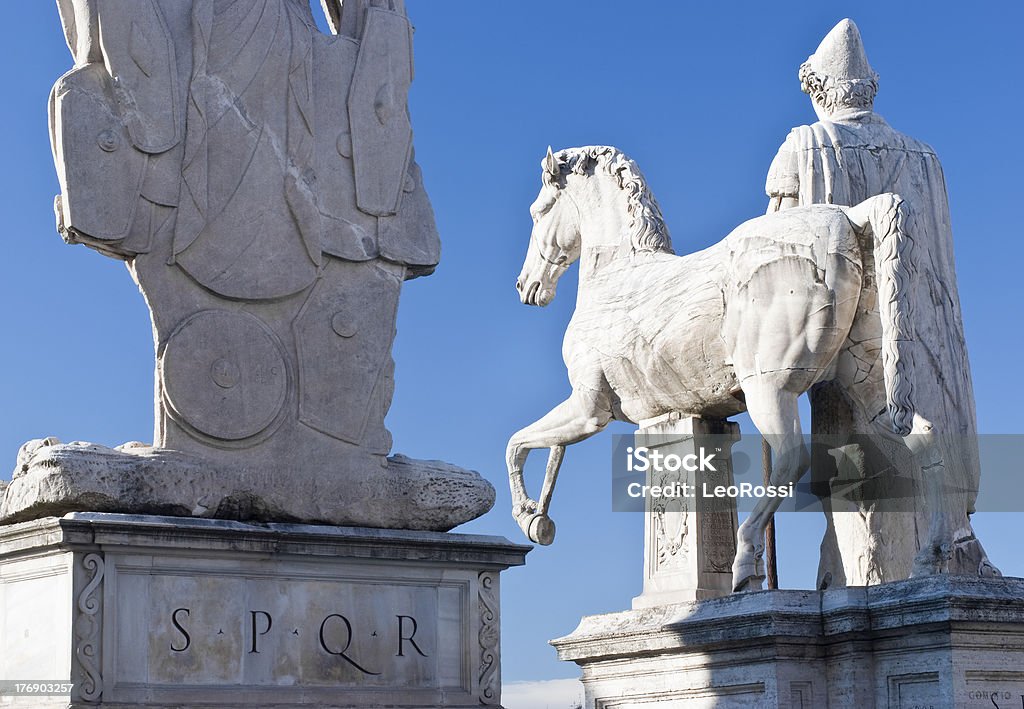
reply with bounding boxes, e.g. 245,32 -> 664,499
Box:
766,109 -> 980,516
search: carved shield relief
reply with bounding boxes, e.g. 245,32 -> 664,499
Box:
314,33 -> 379,262
50,64 -> 145,243
294,260 -> 402,444
159,310 -> 288,443
348,8 -> 414,217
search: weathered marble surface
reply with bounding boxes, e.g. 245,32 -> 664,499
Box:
766,18 -> 996,586
1,440 -> 494,531
4,0 -> 489,529
553,576 -> 1024,708
506,142 -> 990,592
0,513 -> 529,708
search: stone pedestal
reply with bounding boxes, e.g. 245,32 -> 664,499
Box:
0,443 -> 495,532
552,576 -> 1024,708
0,513 -> 528,708
632,414 -> 740,608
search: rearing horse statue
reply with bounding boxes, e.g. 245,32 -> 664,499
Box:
507,144 -> 985,591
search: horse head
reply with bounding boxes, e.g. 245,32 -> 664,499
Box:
515,145 -> 673,306
516,147 -> 580,306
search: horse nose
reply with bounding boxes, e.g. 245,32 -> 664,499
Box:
515,278 -> 523,291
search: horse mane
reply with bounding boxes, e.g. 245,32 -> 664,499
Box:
544,146 -> 674,254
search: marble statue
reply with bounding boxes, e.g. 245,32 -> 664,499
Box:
766,19 -> 997,585
506,144 -> 989,591
0,0 -> 493,530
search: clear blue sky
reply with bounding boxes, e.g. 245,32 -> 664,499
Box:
2,1 -> 1022,686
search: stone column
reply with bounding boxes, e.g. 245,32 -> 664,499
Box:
632,413 -> 740,608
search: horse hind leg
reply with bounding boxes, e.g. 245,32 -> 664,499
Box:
732,376 -> 810,591
726,251 -> 852,591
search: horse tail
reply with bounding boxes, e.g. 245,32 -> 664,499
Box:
843,194 -> 917,436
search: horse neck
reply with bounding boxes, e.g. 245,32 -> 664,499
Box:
572,181 -> 635,284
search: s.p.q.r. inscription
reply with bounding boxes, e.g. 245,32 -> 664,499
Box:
111,561 -> 469,690
166,607 -> 429,677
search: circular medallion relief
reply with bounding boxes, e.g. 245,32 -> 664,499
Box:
160,310 -> 287,441
331,311 -> 357,338
97,129 -> 120,152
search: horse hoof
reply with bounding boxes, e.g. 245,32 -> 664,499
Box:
732,555 -> 765,593
911,544 -> 949,577
733,572 -> 765,593
732,562 -> 765,592
911,556 -> 944,578
979,559 -> 1002,578
910,563 -> 936,578
527,514 -> 556,546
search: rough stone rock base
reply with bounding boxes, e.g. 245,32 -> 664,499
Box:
0,513 -> 528,708
0,441 -> 495,530
552,576 -> 1024,708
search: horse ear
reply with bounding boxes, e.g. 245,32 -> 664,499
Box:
544,146 -> 559,177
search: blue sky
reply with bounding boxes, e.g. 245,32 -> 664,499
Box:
3,1 -> 1022,692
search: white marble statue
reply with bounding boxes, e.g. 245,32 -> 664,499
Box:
766,19 -> 997,585
1,0 -> 494,530
506,144 -> 990,591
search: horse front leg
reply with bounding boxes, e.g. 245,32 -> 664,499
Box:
506,390 -> 612,545
515,446 -> 565,545
507,443 -> 563,543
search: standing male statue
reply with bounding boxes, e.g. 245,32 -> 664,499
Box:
765,18 -> 997,584
0,0 -> 493,529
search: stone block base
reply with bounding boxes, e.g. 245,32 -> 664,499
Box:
0,513 -> 528,708
631,414 -> 740,608
552,576 -> 1024,708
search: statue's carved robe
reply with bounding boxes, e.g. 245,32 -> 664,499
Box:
174,0 -> 438,300
22,0 -> 499,532
50,0 -> 441,463
767,109 -> 981,586
175,0 -> 322,300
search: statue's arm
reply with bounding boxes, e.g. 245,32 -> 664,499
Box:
55,0 -> 100,64
765,132 -> 801,213
767,196 -> 798,213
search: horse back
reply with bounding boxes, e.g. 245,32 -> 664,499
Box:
724,205 -> 864,289
720,204 -> 866,389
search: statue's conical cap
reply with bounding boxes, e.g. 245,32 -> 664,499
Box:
807,19 -> 875,81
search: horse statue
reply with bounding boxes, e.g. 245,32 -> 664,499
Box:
506,144 -> 983,592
